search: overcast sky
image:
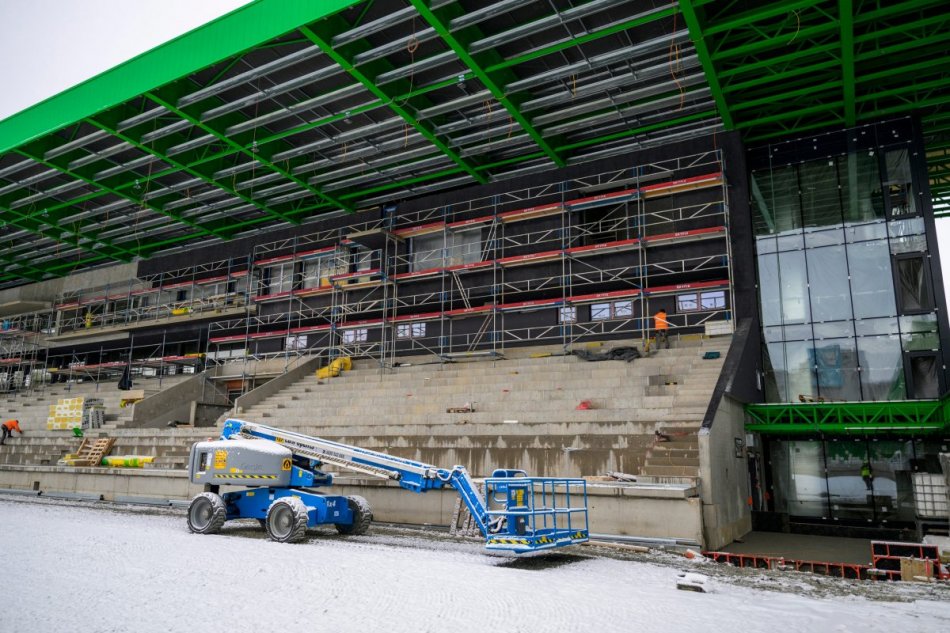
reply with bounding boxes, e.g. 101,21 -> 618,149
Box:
1,0 -> 948,298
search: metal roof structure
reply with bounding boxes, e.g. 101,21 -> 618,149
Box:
0,0 -> 947,288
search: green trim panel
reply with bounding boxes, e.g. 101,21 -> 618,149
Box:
0,0 -> 360,154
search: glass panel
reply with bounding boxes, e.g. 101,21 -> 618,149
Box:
778,250 -> 809,324
267,263 -> 294,294
857,335 -> 905,400
448,228 -> 482,265
785,441 -> 828,518
889,217 -> 927,254
699,291 -> 725,309
884,149 -> 917,218
844,221 -> 887,243
614,301 -> 633,318
888,217 -> 925,237
825,440 -> 873,521
899,312 -> 937,333
785,340 -> 817,401
559,307 -> 577,324
813,339 -> 861,401
804,226 -> 845,248
855,317 -> 898,336
762,340 -> 787,401
758,252 -> 782,327
590,303 -> 610,321
867,440 -> 915,522
840,151 -> 884,223
751,166 -> 801,235
677,293 -> 698,312
813,321 -> 853,339
910,355 -> 939,399
800,159 -> 842,228
412,233 -> 444,271
806,245 -> 852,322
302,257 -> 329,289
903,331 -> 939,352
895,256 -> 933,312
756,236 -> 777,254
783,324 -> 812,341
777,231 -> 804,251
848,240 -> 896,318
763,326 -> 784,342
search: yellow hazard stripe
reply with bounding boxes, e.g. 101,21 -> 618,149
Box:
488,538 -> 530,545
214,474 -> 278,479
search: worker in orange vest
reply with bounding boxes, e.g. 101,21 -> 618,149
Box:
654,309 -> 670,349
1,419 -> 23,445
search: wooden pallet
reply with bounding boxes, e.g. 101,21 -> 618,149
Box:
61,437 -> 115,467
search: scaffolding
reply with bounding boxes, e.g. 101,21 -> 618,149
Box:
0,311 -> 49,395
207,150 -> 732,388
52,255 -> 252,336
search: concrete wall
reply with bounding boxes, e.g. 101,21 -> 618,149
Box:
0,262 -> 138,306
132,372 -> 230,428
698,394 -> 752,549
0,467 -> 703,543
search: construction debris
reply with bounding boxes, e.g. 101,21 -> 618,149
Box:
676,573 -> 710,592
571,346 -> 641,362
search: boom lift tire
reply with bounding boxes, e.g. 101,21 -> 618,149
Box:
187,492 -> 227,534
265,497 -> 309,543
336,495 -> 372,535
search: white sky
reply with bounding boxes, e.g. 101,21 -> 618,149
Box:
0,0 -> 948,299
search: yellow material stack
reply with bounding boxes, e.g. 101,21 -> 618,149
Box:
47,397 -> 85,430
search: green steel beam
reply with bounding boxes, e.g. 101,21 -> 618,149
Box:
145,92 -> 354,215
408,0 -> 565,167
556,110 -> 719,152
679,1 -> 734,129
711,23 -> 838,62
745,400 -> 950,436
485,6 -> 679,72
14,145 -> 221,246
839,0 -> 856,127
0,0 -> 361,154
298,22 -> 487,186
721,60 -> 840,94
703,0 -> 823,36
0,200 -> 130,265
84,117 -> 288,229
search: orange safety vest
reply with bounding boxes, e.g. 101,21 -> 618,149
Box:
654,312 -> 669,330
2,419 -> 21,432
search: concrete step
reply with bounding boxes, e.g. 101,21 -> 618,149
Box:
639,464 -> 701,477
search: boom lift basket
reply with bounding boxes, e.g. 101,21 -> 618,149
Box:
484,475 -> 589,552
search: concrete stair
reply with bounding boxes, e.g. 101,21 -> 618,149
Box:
0,427 -> 209,469
639,425 -> 702,483
0,374 -> 192,432
0,336 -> 730,476
232,336 -> 729,477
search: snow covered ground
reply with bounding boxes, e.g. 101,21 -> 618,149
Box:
1,495 -> 947,633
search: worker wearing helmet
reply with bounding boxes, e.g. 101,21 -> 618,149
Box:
653,309 -> 670,350
1,419 -> 23,445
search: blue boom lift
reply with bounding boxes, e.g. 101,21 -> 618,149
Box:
186,419 -> 589,553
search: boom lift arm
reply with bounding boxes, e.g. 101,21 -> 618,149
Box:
186,419 -> 589,553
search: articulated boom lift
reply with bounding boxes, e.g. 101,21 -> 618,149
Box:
186,419 -> 589,553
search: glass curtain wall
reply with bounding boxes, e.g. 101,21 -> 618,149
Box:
752,139 -> 939,402
769,438 -> 919,523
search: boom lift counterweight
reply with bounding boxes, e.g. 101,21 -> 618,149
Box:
186,419 -> 589,553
